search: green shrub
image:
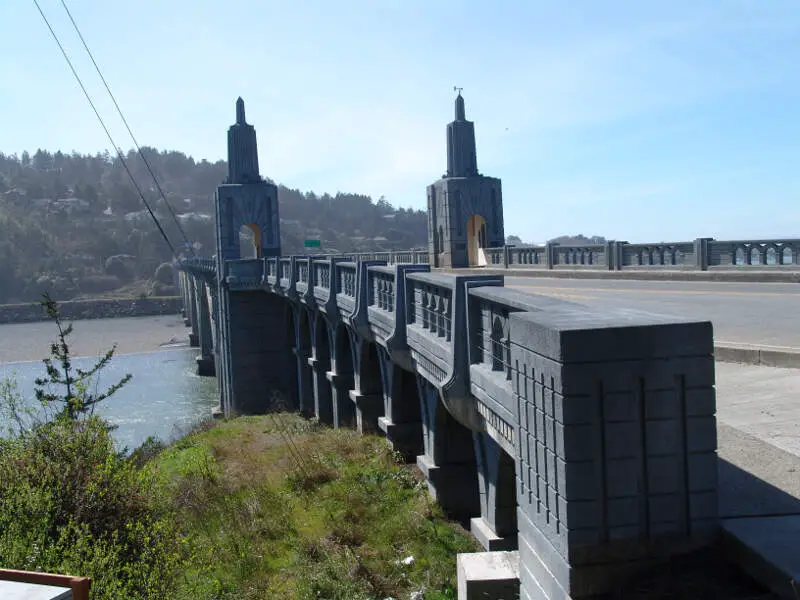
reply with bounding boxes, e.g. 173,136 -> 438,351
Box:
0,293 -> 180,599
0,416 -> 183,599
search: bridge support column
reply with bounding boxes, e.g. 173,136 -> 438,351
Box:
293,347 -> 315,418
377,349 -> 423,462
309,357 -> 333,424
416,376 -> 479,522
222,290 -> 296,415
196,280 -> 215,376
207,280 -> 224,418
326,371 -> 355,429
178,270 -> 188,319
350,339 -> 386,434
471,432 -> 518,551
182,271 -> 191,325
348,390 -> 383,434
188,276 -> 200,347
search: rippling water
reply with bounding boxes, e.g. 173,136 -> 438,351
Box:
0,348 -> 219,451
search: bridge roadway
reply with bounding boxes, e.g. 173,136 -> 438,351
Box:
505,277 -> 800,352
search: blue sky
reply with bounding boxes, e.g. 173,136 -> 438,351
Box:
2,1 -> 799,243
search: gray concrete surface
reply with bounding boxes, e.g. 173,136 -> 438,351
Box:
716,362 -> 800,457
0,580 -> 71,600
715,363 -> 800,599
506,277 -> 800,351
457,551 -> 520,600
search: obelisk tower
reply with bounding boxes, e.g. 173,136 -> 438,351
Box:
215,97 -> 281,260
214,98 -> 293,417
427,91 -> 504,268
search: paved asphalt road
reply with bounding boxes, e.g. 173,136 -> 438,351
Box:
504,277 -> 800,350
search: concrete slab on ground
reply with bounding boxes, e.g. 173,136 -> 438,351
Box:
722,516 -> 800,600
716,362 -> 800,598
457,551 -> 519,600
0,580 -> 71,600
716,362 -> 800,458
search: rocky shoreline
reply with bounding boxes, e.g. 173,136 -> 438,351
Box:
0,297 -> 182,325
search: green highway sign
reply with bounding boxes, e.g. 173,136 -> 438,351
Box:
303,239 -> 321,248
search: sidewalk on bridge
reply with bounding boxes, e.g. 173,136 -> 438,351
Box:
439,266 -> 800,283
715,361 -> 800,598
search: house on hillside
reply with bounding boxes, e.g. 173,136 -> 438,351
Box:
54,197 -> 91,215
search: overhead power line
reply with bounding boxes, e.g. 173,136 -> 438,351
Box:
31,0 -> 178,259
59,0 -> 196,258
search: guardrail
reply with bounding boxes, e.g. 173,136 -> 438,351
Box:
488,238 -> 800,270
178,237 -> 800,280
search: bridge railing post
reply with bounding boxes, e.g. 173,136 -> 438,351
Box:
694,237 -> 712,270
604,241 -> 615,270
509,307 -> 717,599
609,241 -> 627,270
545,242 -> 557,269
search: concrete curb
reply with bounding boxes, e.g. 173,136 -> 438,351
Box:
715,345 -> 800,369
440,268 -> 800,284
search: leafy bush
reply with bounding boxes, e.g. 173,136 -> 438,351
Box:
0,416 -> 183,599
0,293 -> 181,599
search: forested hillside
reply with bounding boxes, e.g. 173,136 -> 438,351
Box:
0,148 -> 427,304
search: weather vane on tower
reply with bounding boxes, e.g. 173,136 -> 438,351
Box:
453,85 -> 463,96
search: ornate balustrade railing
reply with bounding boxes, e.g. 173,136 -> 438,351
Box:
489,237 -> 800,270
177,236 -> 800,286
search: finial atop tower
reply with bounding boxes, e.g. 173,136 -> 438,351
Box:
227,96 -> 260,183
445,88 -> 477,177
453,86 -> 465,121
236,96 -> 246,124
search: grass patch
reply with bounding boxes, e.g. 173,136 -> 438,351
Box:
149,413 -> 479,599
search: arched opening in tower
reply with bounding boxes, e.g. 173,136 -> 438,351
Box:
466,214 -> 488,267
238,223 -> 262,259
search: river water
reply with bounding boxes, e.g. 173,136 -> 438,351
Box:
0,315 -> 219,451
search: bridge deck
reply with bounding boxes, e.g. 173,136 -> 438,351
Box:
507,277 -> 800,353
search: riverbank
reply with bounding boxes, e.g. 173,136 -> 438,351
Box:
0,314 -> 189,363
0,412 -> 481,600
149,414 -> 480,599
0,296 -> 181,325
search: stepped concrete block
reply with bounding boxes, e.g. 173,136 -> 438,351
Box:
457,551 -> 519,600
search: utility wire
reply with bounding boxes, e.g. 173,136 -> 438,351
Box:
32,0 -> 178,259
59,0 -> 196,258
